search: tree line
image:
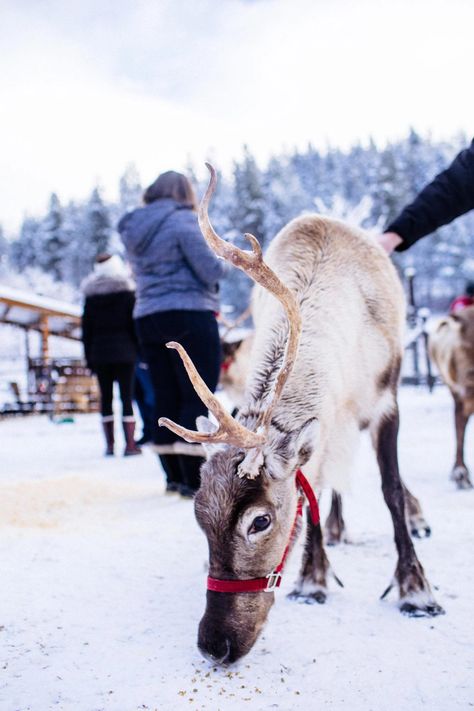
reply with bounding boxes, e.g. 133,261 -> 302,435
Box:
2,129 -> 473,313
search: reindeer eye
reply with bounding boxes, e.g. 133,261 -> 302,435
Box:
249,515 -> 271,534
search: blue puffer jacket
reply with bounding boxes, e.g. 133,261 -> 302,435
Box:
118,199 -> 226,318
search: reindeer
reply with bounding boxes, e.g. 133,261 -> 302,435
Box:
219,319 -> 253,415
429,305 -> 474,489
220,334 -> 431,543
159,164 -> 444,664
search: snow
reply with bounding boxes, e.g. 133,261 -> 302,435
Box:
1,386 -> 473,711
0,285 -> 81,319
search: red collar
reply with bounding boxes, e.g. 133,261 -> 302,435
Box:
207,469 -> 319,594
220,356 -> 234,373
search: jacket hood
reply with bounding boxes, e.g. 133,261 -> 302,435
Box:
118,199 -> 186,254
81,256 -> 135,296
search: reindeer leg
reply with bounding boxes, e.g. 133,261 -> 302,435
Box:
324,490 -> 348,545
373,403 -> 444,617
452,396 -> 473,489
402,482 -> 431,539
288,510 -> 341,605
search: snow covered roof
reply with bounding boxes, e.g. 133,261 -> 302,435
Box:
0,284 -> 81,339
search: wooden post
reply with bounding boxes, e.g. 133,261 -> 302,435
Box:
405,267 -> 419,383
40,314 -> 50,362
24,328 -> 31,395
418,307 -> 435,392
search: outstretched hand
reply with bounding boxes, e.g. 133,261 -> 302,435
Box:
377,231 -> 403,254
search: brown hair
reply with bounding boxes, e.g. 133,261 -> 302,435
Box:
143,171 -> 198,209
95,253 -> 112,264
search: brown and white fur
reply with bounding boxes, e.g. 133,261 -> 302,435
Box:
429,306 -> 474,489
220,335 -> 431,542
159,169 -> 444,664
220,336 -> 253,412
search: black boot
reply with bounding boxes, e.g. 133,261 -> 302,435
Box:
102,417 -> 115,456
177,456 -> 205,498
159,454 -> 183,493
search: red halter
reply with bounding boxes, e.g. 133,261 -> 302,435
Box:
206,469 -> 320,594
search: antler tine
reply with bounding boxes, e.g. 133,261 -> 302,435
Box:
158,342 -> 265,447
199,163 -> 264,269
200,163 -> 302,433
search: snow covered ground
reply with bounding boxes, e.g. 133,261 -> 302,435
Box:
0,386 -> 473,711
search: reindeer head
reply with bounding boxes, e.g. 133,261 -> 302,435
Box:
159,164 -> 313,663
193,419 -> 317,663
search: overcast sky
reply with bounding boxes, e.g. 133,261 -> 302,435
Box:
1,0 -> 472,233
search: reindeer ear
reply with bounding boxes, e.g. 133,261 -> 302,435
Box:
450,312 -> 466,335
196,416 -> 226,458
294,418 -> 319,467
265,418 -> 319,479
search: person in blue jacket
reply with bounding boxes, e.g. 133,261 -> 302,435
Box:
118,170 -> 226,497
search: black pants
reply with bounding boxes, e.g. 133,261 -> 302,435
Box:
95,363 -> 135,418
135,310 -> 221,445
134,362 -> 155,439
159,453 -> 205,492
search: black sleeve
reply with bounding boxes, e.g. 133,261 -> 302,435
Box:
386,139 -> 474,252
81,299 -> 94,369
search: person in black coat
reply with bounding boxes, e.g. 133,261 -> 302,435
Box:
379,138 -> 474,254
81,253 -> 141,457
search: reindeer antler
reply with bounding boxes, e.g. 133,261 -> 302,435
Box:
158,163 -> 302,449
158,342 -> 265,448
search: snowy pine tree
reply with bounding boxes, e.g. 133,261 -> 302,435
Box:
0,225 -> 8,267
10,217 -> 41,272
85,188 -> 112,256
38,193 -> 67,280
5,131 -> 473,313
61,201 -> 88,287
262,156 -> 306,239
231,146 -> 266,247
119,164 -> 142,213
205,164 -> 254,317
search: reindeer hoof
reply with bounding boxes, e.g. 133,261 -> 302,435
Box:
410,523 -> 431,539
287,589 -> 327,605
287,589 -> 304,602
400,601 -> 445,618
325,531 -> 343,546
325,529 -> 351,546
306,591 -> 327,605
451,466 -> 473,490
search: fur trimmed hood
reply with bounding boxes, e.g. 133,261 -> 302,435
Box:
81,255 -> 135,297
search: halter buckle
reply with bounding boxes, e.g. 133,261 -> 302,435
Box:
265,570 -> 282,592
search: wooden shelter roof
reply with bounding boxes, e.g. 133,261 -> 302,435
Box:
0,285 -> 82,340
